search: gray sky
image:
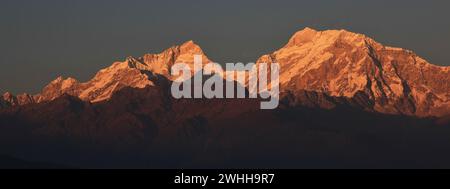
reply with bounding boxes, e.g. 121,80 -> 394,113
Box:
1,0 -> 449,94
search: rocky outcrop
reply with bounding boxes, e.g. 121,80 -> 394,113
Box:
1,92 -> 35,108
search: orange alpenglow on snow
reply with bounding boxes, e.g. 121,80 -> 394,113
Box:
2,28 -> 449,117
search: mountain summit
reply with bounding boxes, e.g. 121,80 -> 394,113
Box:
2,41 -> 210,104
1,28 -> 450,168
2,28 -> 449,117
258,27 -> 449,117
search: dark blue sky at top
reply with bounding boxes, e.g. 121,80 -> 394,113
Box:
1,0 -> 449,94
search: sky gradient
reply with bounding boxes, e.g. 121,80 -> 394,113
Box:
1,0 -> 449,94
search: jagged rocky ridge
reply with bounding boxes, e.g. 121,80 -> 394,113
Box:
2,28 -> 449,117
257,28 -> 449,117
1,28 -> 450,168
1,40 -> 208,105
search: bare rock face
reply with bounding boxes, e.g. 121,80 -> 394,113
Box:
3,29 -> 449,117
1,92 -> 35,107
1,92 -> 16,107
1,28 -> 450,168
127,40 -> 211,78
32,63 -> 155,103
30,41 -> 209,104
16,93 -> 35,105
258,27 -> 449,117
34,76 -> 80,103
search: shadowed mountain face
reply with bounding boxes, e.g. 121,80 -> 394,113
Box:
2,28 -> 449,117
258,28 -> 449,117
0,28 -> 449,168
